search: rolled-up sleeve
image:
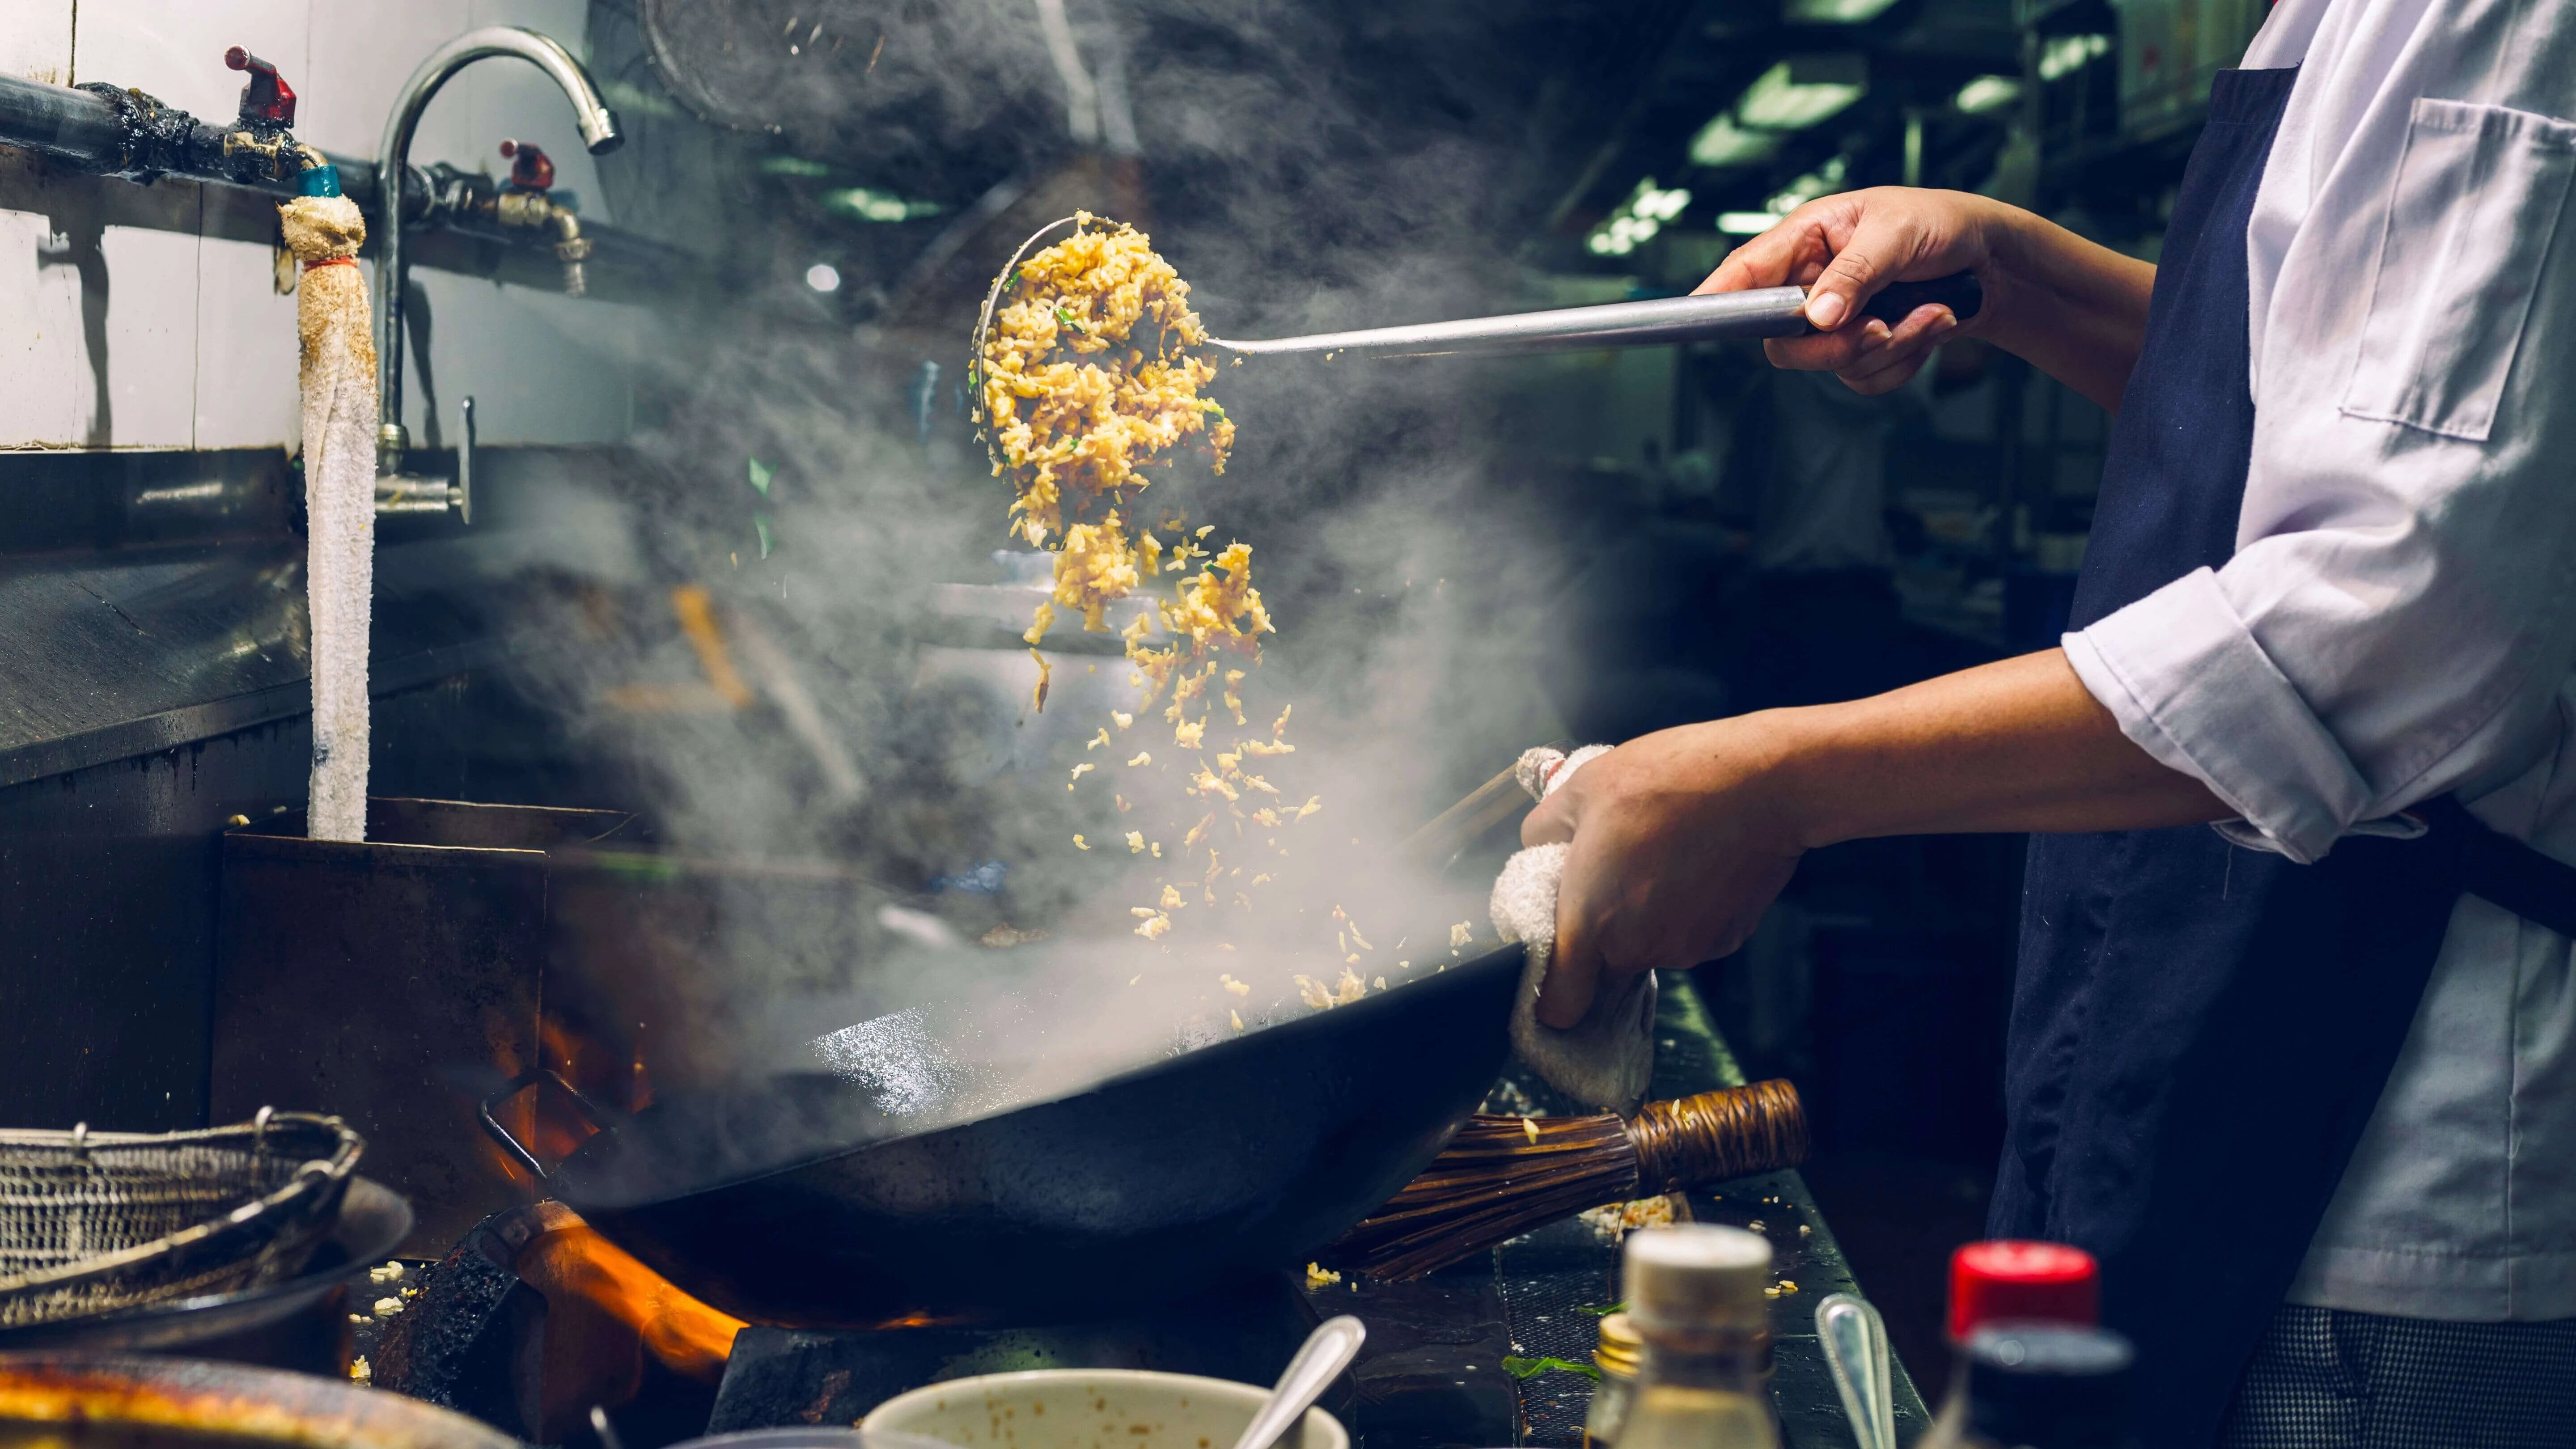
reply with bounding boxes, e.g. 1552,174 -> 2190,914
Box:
2063,8 -> 2576,863
2064,572 -> 2373,860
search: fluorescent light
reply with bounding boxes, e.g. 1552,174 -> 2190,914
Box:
1784,0 -> 1900,21
1955,75 -> 2022,114
1717,212 -> 1779,235
2037,33 -> 2110,82
1629,179 -> 1693,221
805,263 -> 842,292
818,186 -> 943,223
1736,55 -> 1866,131
1587,178 -> 1694,257
1767,155 -> 1848,215
1588,214 -> 1661,258
1689,114 -> 1782,168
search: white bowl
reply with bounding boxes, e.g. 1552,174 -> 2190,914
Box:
861,1368 -> 1347,1449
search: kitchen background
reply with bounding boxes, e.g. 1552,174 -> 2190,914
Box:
0,0 -> 2266,1381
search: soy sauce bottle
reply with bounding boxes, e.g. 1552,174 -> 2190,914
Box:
1919,1323 -> 2135,1449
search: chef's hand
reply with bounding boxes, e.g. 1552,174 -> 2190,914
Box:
1513,651 -> 2233,1030
1699,187 -> 2156,413
1699,186 -> 2006,395
1518,718 -> 1804,1030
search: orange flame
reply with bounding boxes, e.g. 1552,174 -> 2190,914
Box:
514,1213 -> 750,1442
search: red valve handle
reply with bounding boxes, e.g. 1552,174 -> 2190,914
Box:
498,138 -> 555,192
224,46 -> 297,129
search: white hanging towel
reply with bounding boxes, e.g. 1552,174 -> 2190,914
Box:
278,186 -> 377,842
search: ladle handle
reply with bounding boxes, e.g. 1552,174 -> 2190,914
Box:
1230,1314 -> 1366,1449
478,1068 -> 614,1183
1208,271 -> 1984,359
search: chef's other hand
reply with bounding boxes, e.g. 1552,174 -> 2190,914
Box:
1699,186 -> 2012,395
1519,721 -> 1805,1030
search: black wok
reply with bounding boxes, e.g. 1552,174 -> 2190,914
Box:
485,942 -> 1525,1327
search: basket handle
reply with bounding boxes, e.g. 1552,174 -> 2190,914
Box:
478,1069 -> 615,1184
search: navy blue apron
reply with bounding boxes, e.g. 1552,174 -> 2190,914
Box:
1996,66 -> 2576,1448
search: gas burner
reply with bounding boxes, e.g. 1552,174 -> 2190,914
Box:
372,1202 -> 730,1449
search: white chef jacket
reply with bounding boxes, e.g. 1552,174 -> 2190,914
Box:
2058,0 -> 2576,1320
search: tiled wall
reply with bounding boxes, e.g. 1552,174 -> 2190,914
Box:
0,0 -> 648,449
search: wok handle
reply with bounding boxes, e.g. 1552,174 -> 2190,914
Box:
478,1068 -> 614,1184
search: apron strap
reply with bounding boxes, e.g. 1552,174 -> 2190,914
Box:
2414,796 -> 2576,939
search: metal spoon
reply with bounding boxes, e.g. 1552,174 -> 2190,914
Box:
1231,1314 -> 1368,1449
967,215 -> 1977,469
972,216 -> 1979,364
1815,1293 -> 1896,1449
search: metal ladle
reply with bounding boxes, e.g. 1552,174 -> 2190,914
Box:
968,215 -> 1982,466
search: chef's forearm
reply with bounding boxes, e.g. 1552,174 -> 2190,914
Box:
1769,648 -> 2229,848
1979,214 -> 2158,414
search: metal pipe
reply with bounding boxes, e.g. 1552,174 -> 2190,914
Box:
0,73 -> 125,165
0,72 -> 405,220
375,27 -> 620,471
0,72 -> 648,292
457,395 -> 476,526
547,206 -> 589,298
0,70 -> 306,186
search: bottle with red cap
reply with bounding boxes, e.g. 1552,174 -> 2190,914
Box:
1949,1240 -> 2101,1339
1922,1240 -> 2106,1446
1920,1322 -> 2137,1449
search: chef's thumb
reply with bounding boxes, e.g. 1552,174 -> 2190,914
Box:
1536,918 -> 1600,1029
1804,233 -> 1896,332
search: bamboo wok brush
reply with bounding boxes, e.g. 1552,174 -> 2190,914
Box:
1326,1079 -> 1809,1281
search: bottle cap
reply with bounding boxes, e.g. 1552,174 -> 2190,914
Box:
1593,1312 -> 1644,1377
1962,1323 -> 2133,1448
1622,1224 -> 1770,1334
1948,1239 -> 2098,1341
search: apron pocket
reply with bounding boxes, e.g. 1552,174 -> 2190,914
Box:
2341,98 -> 2576,443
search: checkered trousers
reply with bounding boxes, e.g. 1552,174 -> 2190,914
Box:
2218,1302 -> 2576,1448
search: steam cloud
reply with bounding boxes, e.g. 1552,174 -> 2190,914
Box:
480,0 -> 1588,1142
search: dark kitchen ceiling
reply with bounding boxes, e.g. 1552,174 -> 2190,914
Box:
1552,0 -> 2023,245
586,0 -> 2023,309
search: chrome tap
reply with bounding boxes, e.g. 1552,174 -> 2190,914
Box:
374,27 -> 619,486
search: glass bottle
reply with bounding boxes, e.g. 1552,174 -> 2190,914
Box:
1918,1323 -> 2135,1449
1932,1240 -> 2102,1443
1613,1224 -> 1779,1449
1582,1311 -> 1643,1448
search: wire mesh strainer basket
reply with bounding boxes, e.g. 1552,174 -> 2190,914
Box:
0,1110 -> 363,1327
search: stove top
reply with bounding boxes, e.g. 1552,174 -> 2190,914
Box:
370,980 -> 1925,1449
701,982 -> 1925,1449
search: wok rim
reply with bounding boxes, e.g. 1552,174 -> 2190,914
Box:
559,938 -> 1526,1213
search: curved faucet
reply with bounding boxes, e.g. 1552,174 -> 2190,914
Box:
375,27 -> 620,472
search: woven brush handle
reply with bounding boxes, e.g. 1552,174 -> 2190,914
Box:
1625,1080 -> 1810,1193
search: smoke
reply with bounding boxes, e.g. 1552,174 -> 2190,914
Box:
490,0 -> 1586,1136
